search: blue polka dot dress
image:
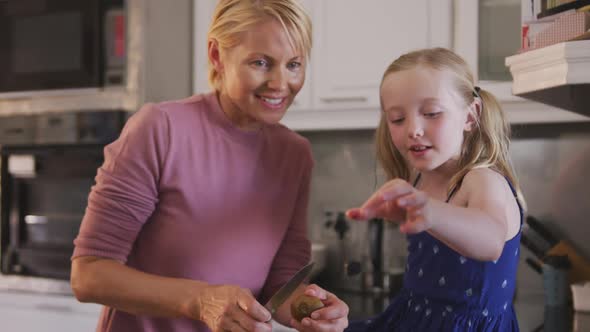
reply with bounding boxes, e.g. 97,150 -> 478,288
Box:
346,178 -> 522,332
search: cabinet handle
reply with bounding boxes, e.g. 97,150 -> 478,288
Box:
320,97 -> 368,103
36,303 -> 73,313
25,215 -> 48,225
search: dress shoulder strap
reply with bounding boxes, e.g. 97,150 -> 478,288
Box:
412,173 -> 422,187
413,173 -> 462,203
505,177 -> 524,226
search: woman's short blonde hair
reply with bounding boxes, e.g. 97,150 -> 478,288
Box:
207,0 -> 312,91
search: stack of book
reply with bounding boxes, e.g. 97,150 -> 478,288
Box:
521,0 -> 590,52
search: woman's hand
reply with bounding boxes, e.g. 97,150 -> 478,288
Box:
289,284 -> 349,332
346,178 -> 434,234
194,284 -> 272,332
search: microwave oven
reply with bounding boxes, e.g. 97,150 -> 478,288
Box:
0,0 -> 126,96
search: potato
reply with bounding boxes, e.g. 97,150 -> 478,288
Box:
290,294 -> 325,321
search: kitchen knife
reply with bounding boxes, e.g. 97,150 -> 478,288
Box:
526,216 -> 590,283
264,262 -> 315,320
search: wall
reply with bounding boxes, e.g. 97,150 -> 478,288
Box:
143,0 -> 193,103
301,122 -> 590,295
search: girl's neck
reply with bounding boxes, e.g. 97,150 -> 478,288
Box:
415,159 -> 460,194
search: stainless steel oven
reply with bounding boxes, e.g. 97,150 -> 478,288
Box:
0,111 -> 125,280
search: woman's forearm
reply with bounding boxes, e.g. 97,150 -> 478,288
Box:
71,256 -> 207,319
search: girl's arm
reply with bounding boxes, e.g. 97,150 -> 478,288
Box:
415,169 -> 520,261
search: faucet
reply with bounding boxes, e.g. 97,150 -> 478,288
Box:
368,218 -> 384,289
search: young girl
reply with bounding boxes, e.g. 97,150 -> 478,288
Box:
346,48 -> 524,331
70,1 -> 348,331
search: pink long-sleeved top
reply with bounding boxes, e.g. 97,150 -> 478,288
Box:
72,92 -> 312,332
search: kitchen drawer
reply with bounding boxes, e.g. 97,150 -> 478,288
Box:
35,113 -> 77,144
0,116 -> 35,145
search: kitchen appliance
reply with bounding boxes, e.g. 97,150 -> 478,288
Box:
0,111 -> 125,280
0,0 -> 126,96
264,262 -> 315,320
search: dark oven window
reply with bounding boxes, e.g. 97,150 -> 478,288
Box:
1,145 -> 105,279
13,12 -> 83,74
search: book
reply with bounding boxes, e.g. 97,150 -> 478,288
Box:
530,11 -> 590,49
538,0 -> 590,18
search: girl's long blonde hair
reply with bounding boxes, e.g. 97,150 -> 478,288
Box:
376,48 -> 524,206
207,0 -> 312,91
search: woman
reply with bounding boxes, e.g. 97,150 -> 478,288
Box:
70,1 -> 348,331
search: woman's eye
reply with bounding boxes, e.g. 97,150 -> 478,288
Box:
252,59 -> 269,68
390,118 -> 404,124
287,61 -> 302,70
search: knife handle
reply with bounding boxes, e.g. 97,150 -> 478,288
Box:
526,216 -> 558,246
521,233 -> 546,259
525,257 -> 542,274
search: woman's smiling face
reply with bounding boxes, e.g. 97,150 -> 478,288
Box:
211,18 -> 306,130
380,66 -> 474,172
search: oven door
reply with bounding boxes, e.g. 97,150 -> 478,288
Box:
1,145 -> 104,279
0,0 -> 101,94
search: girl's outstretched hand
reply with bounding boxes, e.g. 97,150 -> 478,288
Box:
346,179 -> 414,222
346,178 -> 434,234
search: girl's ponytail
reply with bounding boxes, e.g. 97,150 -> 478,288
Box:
456,87 -> 525,210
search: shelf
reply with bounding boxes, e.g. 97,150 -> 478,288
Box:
0,89 -> 139,116
505,40 -> 590,117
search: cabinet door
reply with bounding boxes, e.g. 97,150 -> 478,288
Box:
454,0 -> 522,102
312,0 -> 452,110
192,0 -> 312,110
453,0 -> 589,123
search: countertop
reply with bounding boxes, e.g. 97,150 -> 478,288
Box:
0,274 -> 72,295
2,274 -> 588,331
328,288 -> 590,332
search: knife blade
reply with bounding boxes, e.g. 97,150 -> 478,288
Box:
264,262 -> 315,319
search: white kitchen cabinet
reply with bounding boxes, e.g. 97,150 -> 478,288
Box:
310,0 -> 452,111
193,0 -> 453,130
454,0 -> 589,123
454,0 -> 527,106
0,291 -> 102,331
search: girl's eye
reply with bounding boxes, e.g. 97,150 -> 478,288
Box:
390,118 -> 404,124
424,112 -> 441,119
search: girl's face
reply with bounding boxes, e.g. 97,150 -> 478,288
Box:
210,18 -> 306,130
380,66 -> 475,173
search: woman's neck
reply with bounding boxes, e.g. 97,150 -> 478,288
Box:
216,91 -> 263,132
